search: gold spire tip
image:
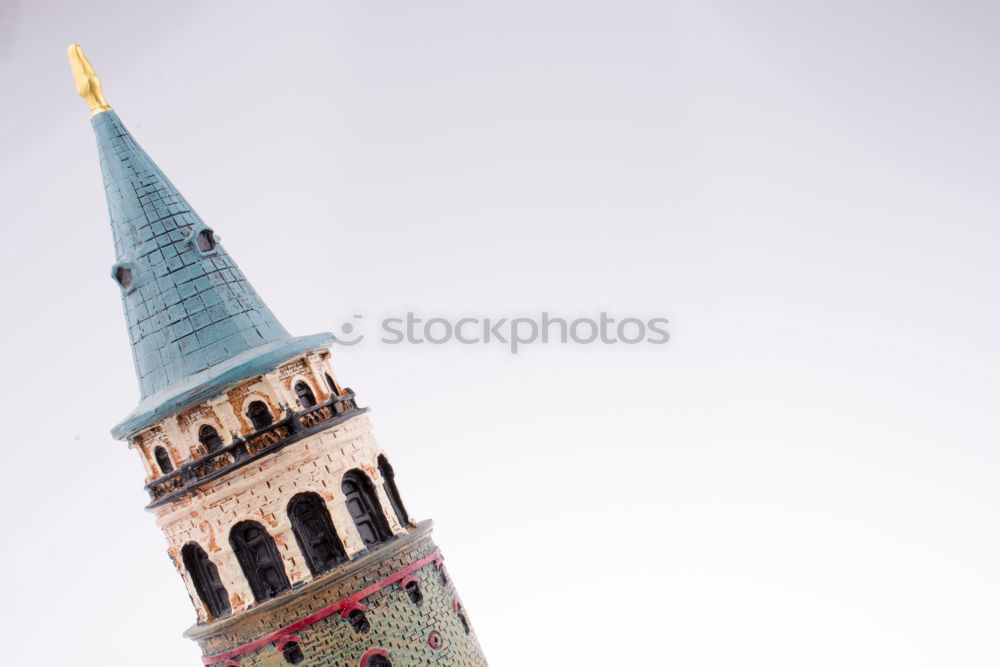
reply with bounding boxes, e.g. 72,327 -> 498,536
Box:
68,44 -> 112,115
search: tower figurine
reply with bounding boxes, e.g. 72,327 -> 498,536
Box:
69,45 -> 488,667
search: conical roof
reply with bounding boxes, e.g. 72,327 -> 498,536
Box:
71,46 -> 331,438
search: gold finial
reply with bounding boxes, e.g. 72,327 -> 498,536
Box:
68,44 -> 112,115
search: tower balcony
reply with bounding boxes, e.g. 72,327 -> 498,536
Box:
146,389 -> 363,508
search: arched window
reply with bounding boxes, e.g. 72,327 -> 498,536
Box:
348,609 -> 370,633
281,640 -> 304,664
341,470 -> 391,548
455,601 -> 470,634
404,580 -> 423,606
181,543 -> 231,618
246,400 -> 274,430
365,654 -> 391,667
325,373 -> 339,395
294,381 -> 317,409
377,455 -> 409,527
196,229 -> 216,252
288,492 -> 346,576
229,521 -> 290,603
114,265 -> 133,289
154,446 -> 174,474
199,425 -> 223,453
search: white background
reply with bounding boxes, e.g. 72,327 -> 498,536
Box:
0,2 -> 997,665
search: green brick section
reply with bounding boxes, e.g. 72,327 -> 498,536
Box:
190,523 -> 488,666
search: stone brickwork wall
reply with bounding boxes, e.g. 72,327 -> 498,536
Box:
191,524 -> 487,667
157,410 -> 407,622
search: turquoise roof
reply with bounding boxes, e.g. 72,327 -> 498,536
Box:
91,111 -> 331,439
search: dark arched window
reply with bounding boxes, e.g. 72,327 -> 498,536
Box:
325,373 -> 339,395
456,601 -> 470,634
199,425 -> 223,453
348,609 -> 370,633
377,455 -> 409,527
196,229 -> 216,252
294,382 -> 317,409
404,580 -> 423,606
341,470 -> 391,548
154,446 -> 174,474
229,521 -> 290,603
281,641 -> 304,664
114,265 -> 133,289
359,650 -> 391,667
181,542 -> 231,618
246,400 -> 273,430
288,492 -> 346,576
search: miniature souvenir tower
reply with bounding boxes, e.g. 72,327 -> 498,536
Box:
70,45 -> 487,667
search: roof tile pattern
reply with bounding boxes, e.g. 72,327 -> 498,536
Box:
92,111 -> 330,439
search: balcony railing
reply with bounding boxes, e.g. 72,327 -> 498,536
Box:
146,389 -> 362,507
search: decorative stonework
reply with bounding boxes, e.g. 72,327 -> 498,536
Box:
132,353 -> 346,482
179,404 -> 218,434
277,359 -> 310,386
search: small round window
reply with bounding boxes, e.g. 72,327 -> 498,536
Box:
115,265 -> 133,289
196,229 -> 216,252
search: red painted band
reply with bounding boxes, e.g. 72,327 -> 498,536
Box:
202,547 -> 442,664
